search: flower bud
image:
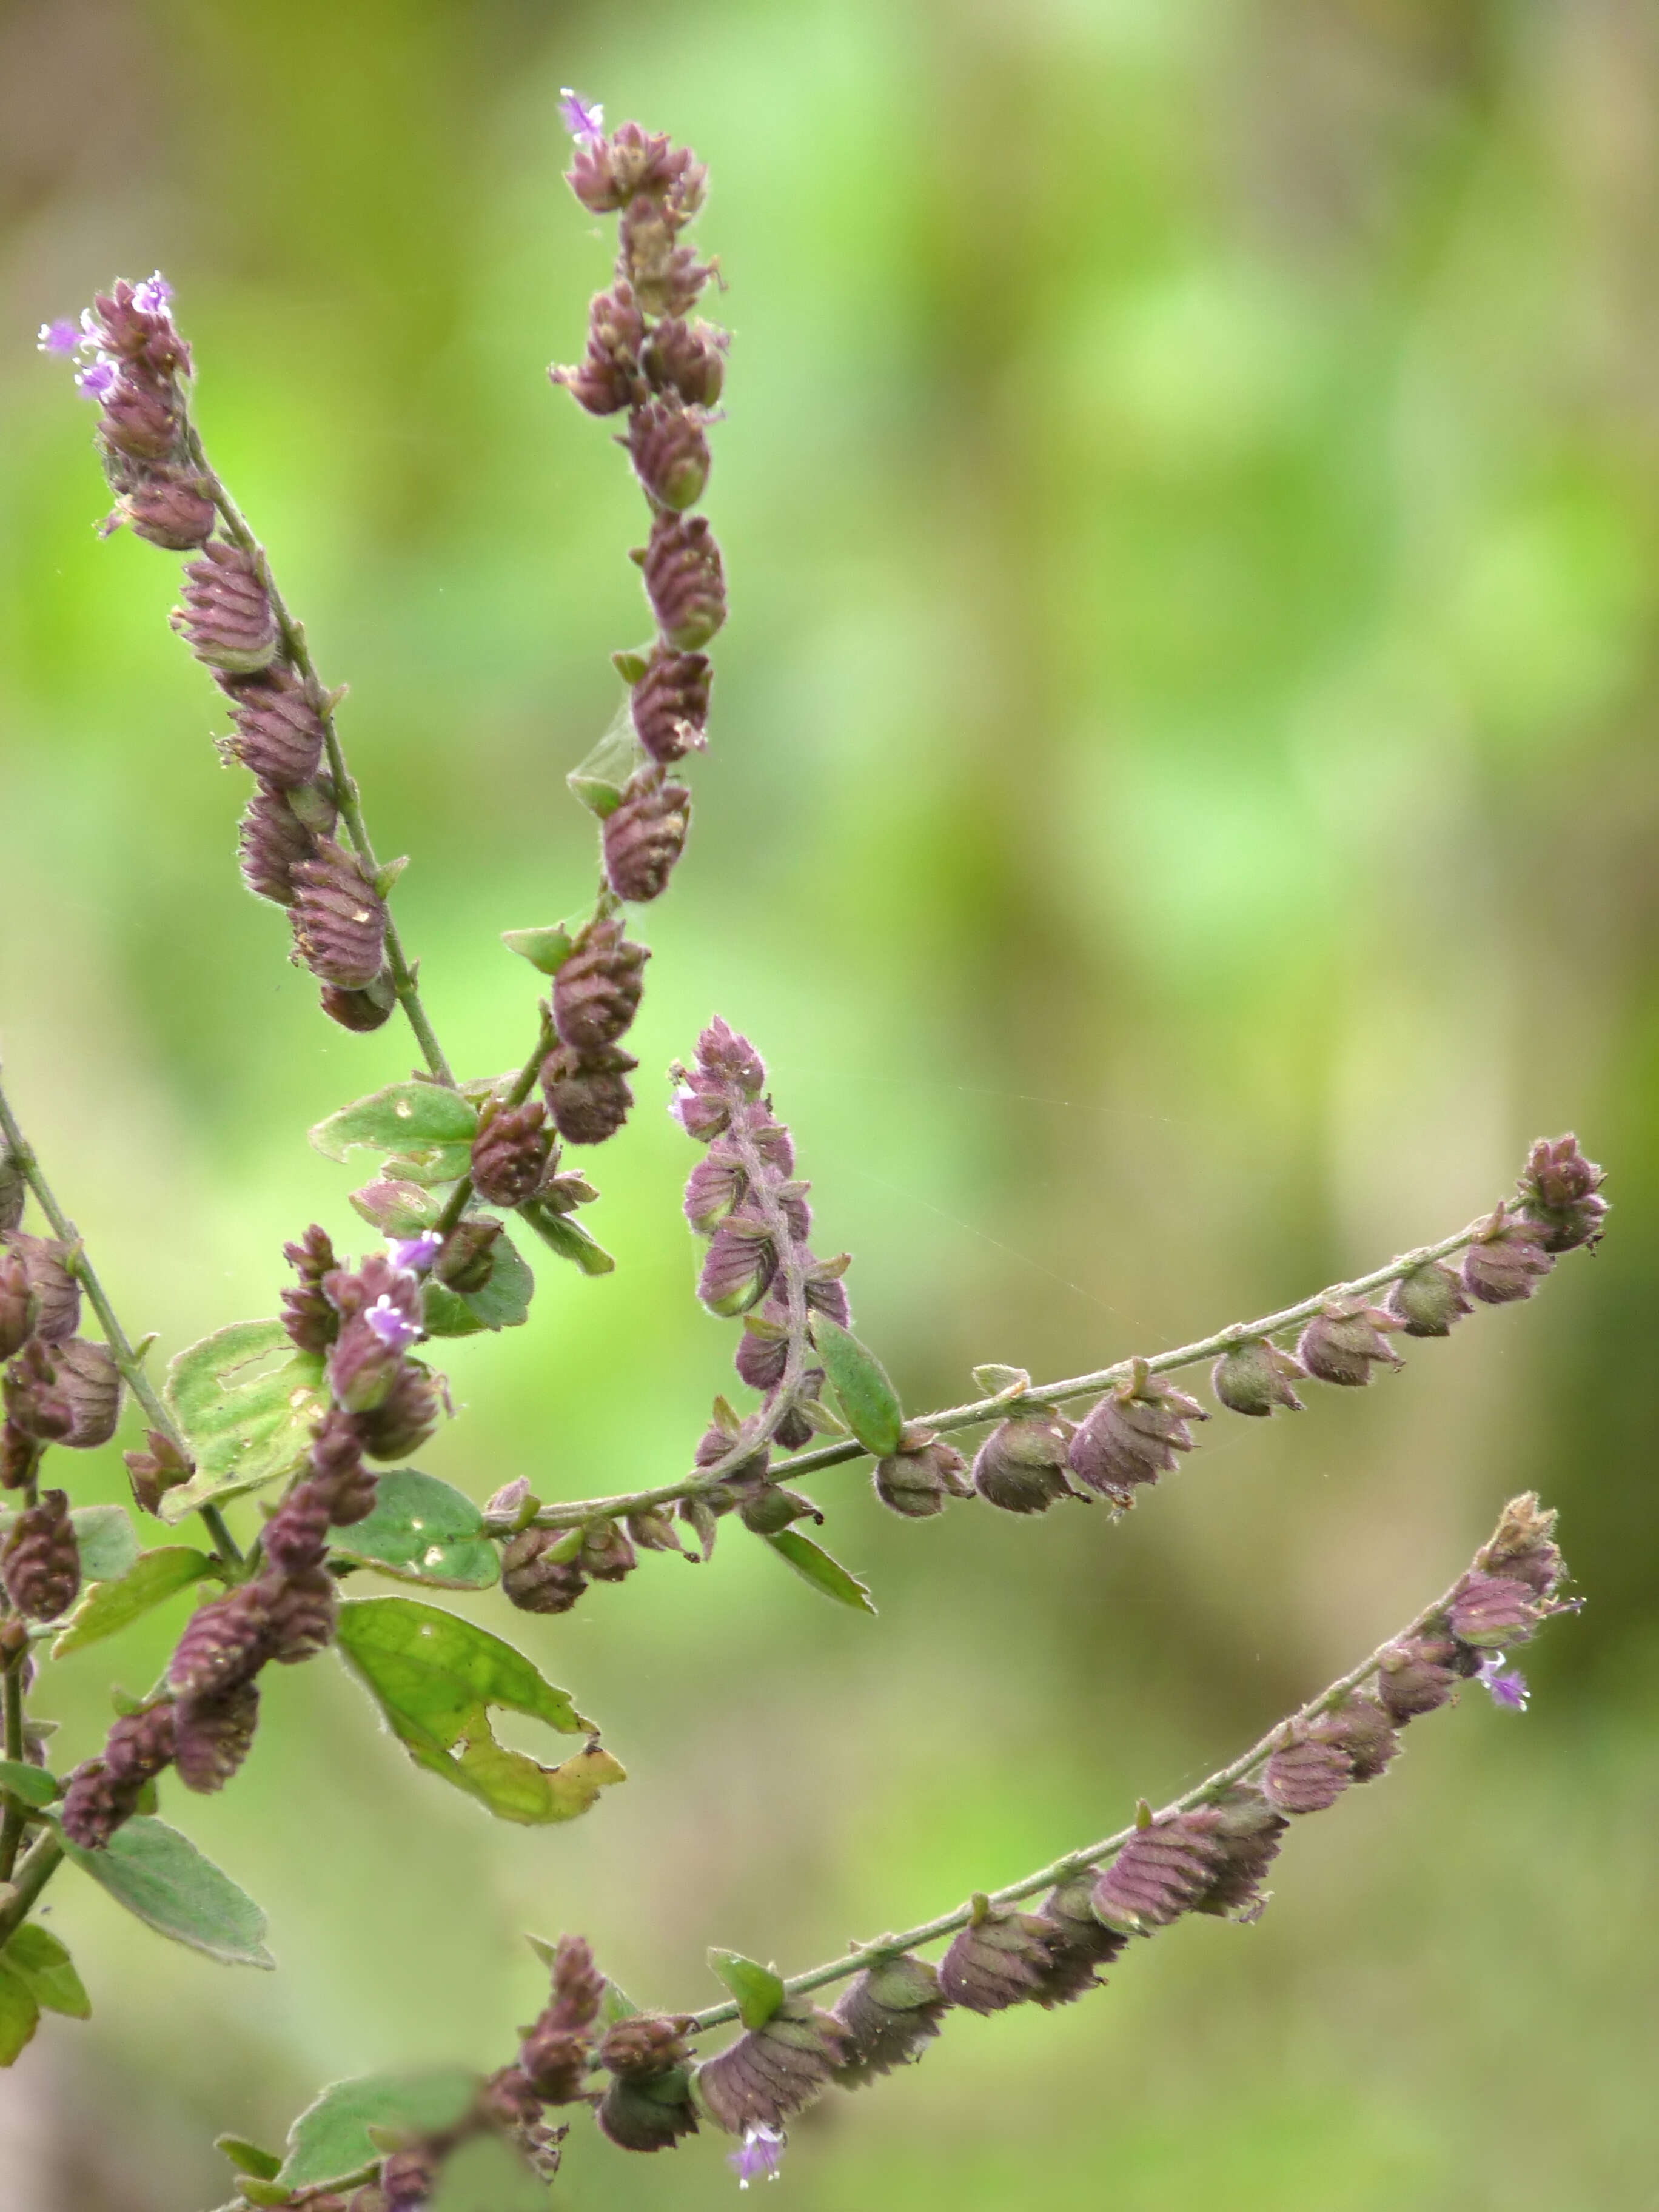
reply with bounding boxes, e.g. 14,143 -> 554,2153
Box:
502,1526 -> 588,1614
169,1580 -> 272,1700
309,1408 -> 378,1524
1212,1338 -> 1306,1416
1313,1694 -> 1399,1781
434,1217 -> 503,1295
290,839 -> 389,991
61,1701 -> 177,1848
603,763 -> 692,903
873,1425 -> 971,1518
938,1898 -> 1056,2013
118,468 -> 216,549
1386,1260 -> 1472,1338
282,1226 -> 341,1353
353,1361 -> 440,1462
0,1423 -> 38,1492
1189,1789 -> 1286,1919
1375,1632 -> 1461,1721
1461,1210 -> 1555,1304
263,1476 -> 333,1575
540,1044 -> 637,1147
1296,1301 -> 1404,1387
172,540 -> 280,674
1,1489 -> 80,1618
697,1218 -> 777,1316
3,1342 -> 73,1442
686,1145 -> 747,1236
264,1565 -> 338,1663
832,1954 -> 949,2086
98,375 -> 180,461
1262,1733 -> 1353,1814
631,648 -> 711,763
552,917 -> 649,1052
124,1425 -> 193,1515
971,1410 -> 1075,1513
1092,1807 -> 1229,1934
579,1518 -> 638,1583
642,513 -> 725,649
695,1999 -> 848,2132
626,398 -> 710,510
320,976 -> 398,1032
220,666 -> 327,788
1067,1370 -> 1208,1504
1515,1133 -> 1607,1252
1475,1490 -> 1564,1600
1448,1569 -> 1541,1651
49,1337 -> 122,1448
470,1101 -> 554,1208
642,317 -> 726,407
694,1416 -> 772,1500
238,781 -> 326,905
2,1233 -> 82,1342
1030,1877 -> 1128,2006
327,1313 -> 403,1415
173,1678 -> 260,1793
0,1252 -> 38,1360
378,2148 -> 440,2212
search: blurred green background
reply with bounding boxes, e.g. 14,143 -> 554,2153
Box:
1,0 -> 1656,2205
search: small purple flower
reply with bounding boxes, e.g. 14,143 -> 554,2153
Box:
363,1294 -> 420,1353
132,271 -> 173,315
387,1232 -> 443,1275
559,86 -> 605,141
36,318 -> 82,357
75,357 -> 117,400
728,2124 -> 785,2189
1476,1656 -> 1529,1711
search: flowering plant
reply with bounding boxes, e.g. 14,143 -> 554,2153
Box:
4,93 -> 1602,2207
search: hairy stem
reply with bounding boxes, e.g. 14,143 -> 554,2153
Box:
181,421 -> 455,1089
0,1829 -> 63,1951
0,1073 -> 241,1569
528,1213 -> 1492,1528
682,1497 -> 1527,2032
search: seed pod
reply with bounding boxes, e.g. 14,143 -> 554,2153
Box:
220,666 -> 327,787
1461,1211 -> 1555,1305
263,1476 -> 333,1575
642,316 -> 726,407
61,1701 -> 177,1848
327,1313 -> 403,1416
309,1408 -> 378,1524
238,781 -> 323,905
173,1678 -> 261,1793
169,1579 -> 272,1700
320,976 -> 398,1033
695,1998 -> 849,2132
686,1149 -> 749,1243
1314,1695 -> 1399,1781
118,468 -> 216,550
2,1233 -> 82,1342
0,1422 -> 39,1492
1190,1790 -> 1286,1919
124,1425 -> 193,1515
694,1416 -> 773,1499
596,2016 -> 700,2152
697,1218 -> 777,1317
434,1218 -> 503,1295
631,648 -> 711,763
873,1425 -> 971,1518
578,1518 -> 638,1583
3,1342 -> 73,1442
518,2022 -> 591,2103
1067,1370 -> 1208,1504
551,280 -> 646,414
264,1566 -> 338,1663
51,1338 -> 123,1448
281,1225 -> 341,1353
290,839 -> 388,991
552,918 -> 649,1052
1448,1569 -> 1541,1651
502,1526 -> 588,1614
1387,1261 -> 1473,1338
470,1101 -> 554,1208
0,1150 -> 24,1236
1515,1133 -> 1608,1252
1030,1877 -> 1129,2006
832,1954 -> 949,2086
98,375 -> 179,461
1296,1302 -> 1404,1387
1093,1808 -> 1229,1934
172,540 -> 280,674
540,1044 -> 637,1147
353,1361 -> 440,1462
1262,1733 -> 1353,1814
626,398 -> 711,510
603,763 -> 692,903
1212,1338 -> 1306,1416
1375,1632 -> 1462,1721
939,1899 -> 1056,2014
0,1252 -> 37,1360
2,1489 -> 81,1618
642,512 -> 725,650
971,1410 -> 1074,1514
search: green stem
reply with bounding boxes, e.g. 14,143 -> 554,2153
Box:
682,1502 -> 1530,2033
181,423 -> 456,1090
0,1074 -> 241,1570
529,1213 -> 1494,1529
431,1014 -> 558,1245
0,1830 -> 63,1952
0,1654 -> 27,1882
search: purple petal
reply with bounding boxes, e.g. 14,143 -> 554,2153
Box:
388,1232 -> 443,1275
1477,1656 -> 1530,1711
36,318 -> 82,357
132,270 -> 173,315
558,86 -> 605,140
728,2124 -> 786,2188
75,358 -> 116,400
364,1294 -> 420,1352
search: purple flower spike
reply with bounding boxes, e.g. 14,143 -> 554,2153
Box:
1477,1656 -> 1530,1711
37,318 -> 82,357
132,271 -> 173,314
560,87 -> 605,141
364,1294 -> 420,1353
388,1232 -> 443,1276
728,2123 -> 785,2189
75,358 -> 117,400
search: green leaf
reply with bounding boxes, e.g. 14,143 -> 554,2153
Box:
420,1281 -> 486,1338
0,1963 -> 39,2065
52,1546 -> 218,1658
310,1081 -> 478,1165
334,1598 -> 625,1825
3,1923 -> 91,2019
279,2068 -> 478,2191
72,1504 -> 141,1584
517,1201 -> 615,1276
812,1316 -> 904,1457
161,1319 -> 327,1523
349,1179 -> 442,1236
598,1976 -> 640,2025
458,1230 -> 535,1330
501,924 -> 575,975
708,1947 -> 786,2029
60,1814 -> 275,1968
762,1529 -> 877,1614
215,2136 -> 283,2181
381,1142 -> 474,1189
0,1760 -> 59,1809
327,1472 -> 499,1590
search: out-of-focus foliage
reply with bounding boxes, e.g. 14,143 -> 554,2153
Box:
1,1 -> 1654,2205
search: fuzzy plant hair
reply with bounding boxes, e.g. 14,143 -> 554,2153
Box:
3,89 -> 1604,2207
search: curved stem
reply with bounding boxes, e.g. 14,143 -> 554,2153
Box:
528,1213 -> 1492,1529
181,422 -> 455,1089
682,1496 -> 1536,2033
0,1075 -> 241,1569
